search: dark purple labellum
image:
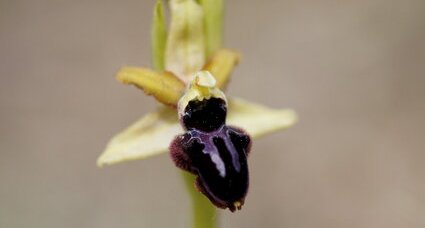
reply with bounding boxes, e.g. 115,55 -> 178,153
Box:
170,97 -> 251,212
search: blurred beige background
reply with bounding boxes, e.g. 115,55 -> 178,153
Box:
1,0 -> 425,227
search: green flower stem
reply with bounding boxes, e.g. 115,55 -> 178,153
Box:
182,171 -> 217,228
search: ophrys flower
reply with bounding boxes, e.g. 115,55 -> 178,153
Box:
97,0 -> 297,213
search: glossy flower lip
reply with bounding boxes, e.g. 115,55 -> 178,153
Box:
169,74 -> 252,211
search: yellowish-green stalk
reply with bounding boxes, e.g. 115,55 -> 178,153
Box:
183,172 -> 217,228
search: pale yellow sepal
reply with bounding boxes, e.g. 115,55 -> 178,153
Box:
116,67 -> 185,107
165,0 -> 205,82
97,98 -> 298,167
227,98 -> 298,138
97,107 -> 181,167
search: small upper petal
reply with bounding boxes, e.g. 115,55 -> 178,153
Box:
116,67 -> 185,107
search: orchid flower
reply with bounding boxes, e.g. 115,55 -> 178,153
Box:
97,0 -> 297,226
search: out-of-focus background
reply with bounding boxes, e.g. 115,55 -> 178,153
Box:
1,0 -> 425,227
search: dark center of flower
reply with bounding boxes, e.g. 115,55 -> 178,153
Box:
182,97 -> 227,132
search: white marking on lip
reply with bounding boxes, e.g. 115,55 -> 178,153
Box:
210,153 -> 226,177
224,129 -> 241,172
191,127 -> 227,178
